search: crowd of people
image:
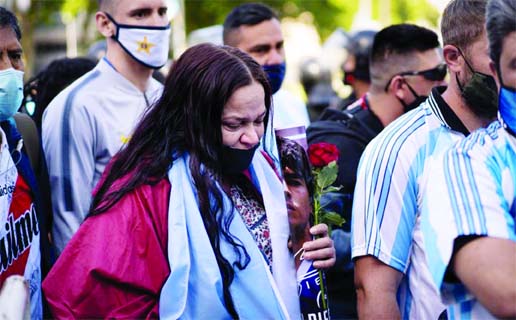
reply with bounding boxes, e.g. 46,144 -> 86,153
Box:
0,0 -> 514,319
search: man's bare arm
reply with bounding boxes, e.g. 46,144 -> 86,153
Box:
453,237 -> 516,318
355,255 -> 403,320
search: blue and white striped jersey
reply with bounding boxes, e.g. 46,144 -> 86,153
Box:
421,120 -> 516,319
352,87 -> 469,319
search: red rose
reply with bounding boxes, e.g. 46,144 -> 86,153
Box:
308,142 -> 339,168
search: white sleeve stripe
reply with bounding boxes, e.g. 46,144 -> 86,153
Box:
463,153 -> 488,234
371,117 -> 424,217
444,153 -> 466,234
446,148 -> 489,236
451,149 -> 477,232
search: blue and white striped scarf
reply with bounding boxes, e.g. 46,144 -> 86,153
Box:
159,151 -> 300,319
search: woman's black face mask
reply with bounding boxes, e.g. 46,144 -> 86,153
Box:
220,144 -> 259,174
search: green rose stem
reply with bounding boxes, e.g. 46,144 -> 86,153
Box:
307,144 -> 346,314
312,189 -> 328,310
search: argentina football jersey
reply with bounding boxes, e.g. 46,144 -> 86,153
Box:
421,120 -> 516,319
352,87 -> 471,319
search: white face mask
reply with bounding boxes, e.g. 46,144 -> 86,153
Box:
106,13 -> 171,69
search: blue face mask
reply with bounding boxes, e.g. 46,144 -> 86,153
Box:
499,85 -> 516,134
0,68 -> 24,121
262,62 -> 286,94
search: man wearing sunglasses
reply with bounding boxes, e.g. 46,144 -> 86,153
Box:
352,0 -> 497,319
383,63 -> 448,110
42,0 -> 169,256
308,23 -> 444,319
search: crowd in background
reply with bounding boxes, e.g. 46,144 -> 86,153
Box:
0,0 -> 515,319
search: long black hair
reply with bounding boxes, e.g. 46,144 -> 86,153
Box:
89,43 -> 272,318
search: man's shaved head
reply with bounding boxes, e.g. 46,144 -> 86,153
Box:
98,0 -> 119,12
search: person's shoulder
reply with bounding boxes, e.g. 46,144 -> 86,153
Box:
385,105 -> 428,134
63,63 -> 104,93
308,119 -> 366,151
370,107 -> 429,149
149,76 -> 164,91
90,177 -> 171,230
273,89 -> 309,129
273,89 -> 305,107
451,120 -> 505,159
44,66 -> 103,114
357,108 -> 432,174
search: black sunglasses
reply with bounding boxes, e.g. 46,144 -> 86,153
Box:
384,63 -> 448,91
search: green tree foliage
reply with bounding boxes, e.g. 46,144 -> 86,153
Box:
14,0 -> 98,75
61,0 -> 96,22
61,0 -> 98,52
184,0 -> 359,40
13,0 -> 65,76
185,0 -> 439,40
373,0 -> 439,27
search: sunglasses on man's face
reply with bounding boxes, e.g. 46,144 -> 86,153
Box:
400,63 -> 448,81
384,63 -> 448,91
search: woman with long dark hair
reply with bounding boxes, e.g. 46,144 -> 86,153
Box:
42,43 -> 335,319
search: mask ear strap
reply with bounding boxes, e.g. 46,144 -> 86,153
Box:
103,12 -> 116,24
401,77 -> 420,99
456,47 -> 475,73
103,12 -> 119,39
455,73 -> 465,93
397,96 -> 408,110
496,63 -> 507,88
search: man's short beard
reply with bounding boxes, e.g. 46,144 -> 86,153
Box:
457,66 -> 499,120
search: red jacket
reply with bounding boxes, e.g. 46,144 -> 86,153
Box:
42,179 -> 171,319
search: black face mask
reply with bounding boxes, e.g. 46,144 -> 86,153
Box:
399,81 -> 427,113
456,49 -> 498,119
343,71 -> 355,86
220,144 -> 259,174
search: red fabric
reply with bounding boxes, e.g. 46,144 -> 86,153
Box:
0,175 -> 36,285
359,95 -> 368,110
42,179 -> 171,319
